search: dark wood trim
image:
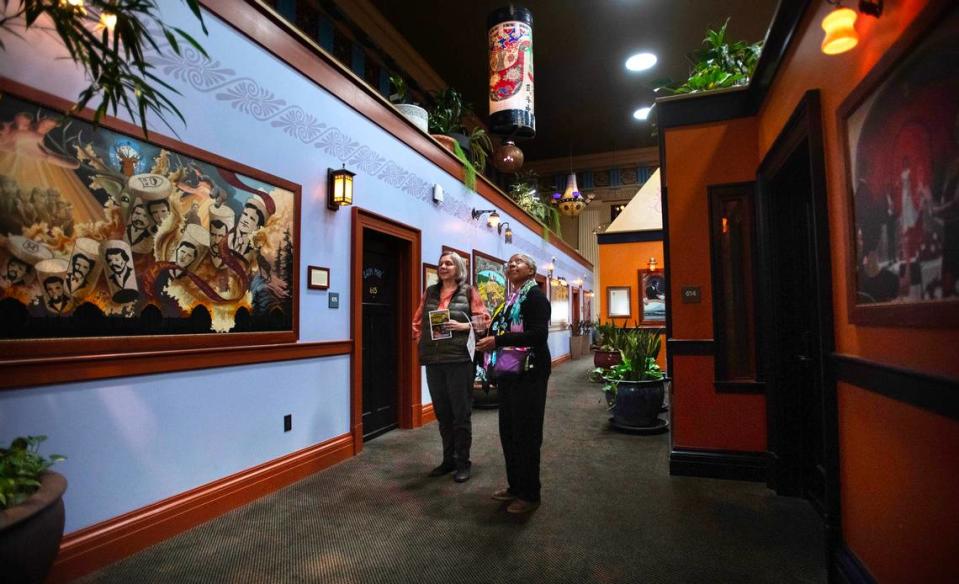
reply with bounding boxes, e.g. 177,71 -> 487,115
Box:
835,0 -> 959,328
714,381 -> 766,394
351,208 -> 422,454
0,77 -> 304,381
666,339 -> 714,356
2,340 -> 352,391
834,544 -> 877,584
551,353 -> 572,368
49,433 -> 354,583
668,448 -> 769,482
654,0 -> 811,129
707,182 -> 761,385
200,0 -> 593,272
832,353 -> 959,421
597,230 -> 664,244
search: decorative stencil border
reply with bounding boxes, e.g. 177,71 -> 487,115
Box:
150,48 -> 587,279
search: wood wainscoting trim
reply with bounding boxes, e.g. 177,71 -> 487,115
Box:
49,433 -> 354,583
669,447 -> 769,482
552,354 -> 572,368
3,340 -> 353,391
421,402 -> 436,425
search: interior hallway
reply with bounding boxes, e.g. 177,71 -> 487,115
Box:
78,358 -> 825,583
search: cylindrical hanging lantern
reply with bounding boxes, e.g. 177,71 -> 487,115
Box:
488,5 -> 535,138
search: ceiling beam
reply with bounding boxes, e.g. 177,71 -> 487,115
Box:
521,147 -> 660,174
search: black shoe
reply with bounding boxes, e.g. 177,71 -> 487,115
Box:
428,463 -> 455,477
453,465 -> 471,483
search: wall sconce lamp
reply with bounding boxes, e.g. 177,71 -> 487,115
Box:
553,276 -> 568,288
545,257 -> 556,278
648,257 -> 658,271
327,165 -> 355,210
821,0 -> 883,56
471,208 -> 501,229
498,221 -> 513,244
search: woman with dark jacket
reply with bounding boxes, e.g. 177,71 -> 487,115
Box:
476,253 -> 551,514
412,252 -> 489,482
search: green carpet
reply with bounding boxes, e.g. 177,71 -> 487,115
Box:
78,358 -> 825,583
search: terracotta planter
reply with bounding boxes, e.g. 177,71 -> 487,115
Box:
432,134 -> 458,153
593,349 -> 622,369
0,471 -> 67,584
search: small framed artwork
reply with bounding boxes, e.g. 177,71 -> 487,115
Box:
838,1 -> 959,327
472,249 -> 506,315
307,266 -> 330,290
422,262 -> 439,292
441,245 -> 471,285
639,269 -> 666,324
607,286 -> 631,318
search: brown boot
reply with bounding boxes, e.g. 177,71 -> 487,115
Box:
506,498 -> 540,514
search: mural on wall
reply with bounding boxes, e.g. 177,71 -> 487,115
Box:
472,250 -> 506,314
640,269 -> 666,324
841,6 -> 958,325
0,92 -> 298,340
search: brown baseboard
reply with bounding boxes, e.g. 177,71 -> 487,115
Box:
49,433 -> 354,583
421,403 -> 436,424
552,354 -> 572,367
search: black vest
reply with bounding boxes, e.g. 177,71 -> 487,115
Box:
418,284 -> 473,364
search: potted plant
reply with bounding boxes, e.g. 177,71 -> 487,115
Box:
603,328 -> 668,433
389,74 -> 429,134
592,320 -> 625,369
506,174 -> 562,238
0,435 -> 67,583
655,19 -> 763,96
427,88 -> 493,191
569,320 -> 592,360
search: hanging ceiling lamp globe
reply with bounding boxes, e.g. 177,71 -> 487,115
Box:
492,140 -> 525,173
552,172 -> 594,217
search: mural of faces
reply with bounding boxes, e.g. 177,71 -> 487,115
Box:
68,254 -> 93,293
5,256 -> 29,285
147,199 -> 170,227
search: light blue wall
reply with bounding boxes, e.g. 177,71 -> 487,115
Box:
0,2 -> 592,533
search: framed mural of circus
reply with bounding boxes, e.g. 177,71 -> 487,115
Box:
0,80 -> 301,370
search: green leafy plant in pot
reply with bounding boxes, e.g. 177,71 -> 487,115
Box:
603,328 -> 666,431
592,320 -> 626,369
427,88 -> 492,191
1,435 -> 67,583
654,19 -> 763,96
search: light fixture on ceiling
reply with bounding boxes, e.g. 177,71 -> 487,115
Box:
821,0 -> 883,55
625,52 -> 657,72
492,140 -> 525,173
633,106 -> 653,121
551,149 -> 595,217
498,221 -> 513,244
471,208 -> 501,229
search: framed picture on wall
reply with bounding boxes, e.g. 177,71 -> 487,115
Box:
549,278 -> 570,326
0,80 -> 301,385
422,262 -> 439,292
472,250 -> 506,315
838,2 -> 959,327
441,245 -> 471,285
639,269 -> 666,324
607,286 -> 631,318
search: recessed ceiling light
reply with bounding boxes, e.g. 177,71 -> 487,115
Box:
625,52 -> 657,72
633,106 -> 652,121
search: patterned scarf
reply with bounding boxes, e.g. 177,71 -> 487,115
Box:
490,278 -> 537,337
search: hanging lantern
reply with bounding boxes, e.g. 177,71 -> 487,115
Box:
488,6 -> 535,138
551,172 -> 594,217
492,140 -> 525,173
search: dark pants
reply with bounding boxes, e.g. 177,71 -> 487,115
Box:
498,368 -> 549,502
425,361 -> 474,469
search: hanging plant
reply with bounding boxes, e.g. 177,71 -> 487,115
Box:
0,0 -> 209,137
507,174 -> 561,239
655,19 -> 763,95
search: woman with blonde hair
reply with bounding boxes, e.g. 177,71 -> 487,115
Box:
412,251 -> 489,482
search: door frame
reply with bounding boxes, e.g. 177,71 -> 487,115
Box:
351,208 -> 422,454
755,90 -> 840,558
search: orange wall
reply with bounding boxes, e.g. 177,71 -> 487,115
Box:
757,3 -> 959,581
598,240 -> 666,370
663,116 -> 766,452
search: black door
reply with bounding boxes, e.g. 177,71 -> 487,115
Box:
362,230 -> 400,441
767,146 -> 827,514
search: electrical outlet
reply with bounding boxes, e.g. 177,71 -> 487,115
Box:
283,414 -> 292,432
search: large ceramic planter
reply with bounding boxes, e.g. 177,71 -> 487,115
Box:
395,103 -> 428,133
0,471 -> 67,584
593,349 -> 622,369
609,378 -> 668,434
